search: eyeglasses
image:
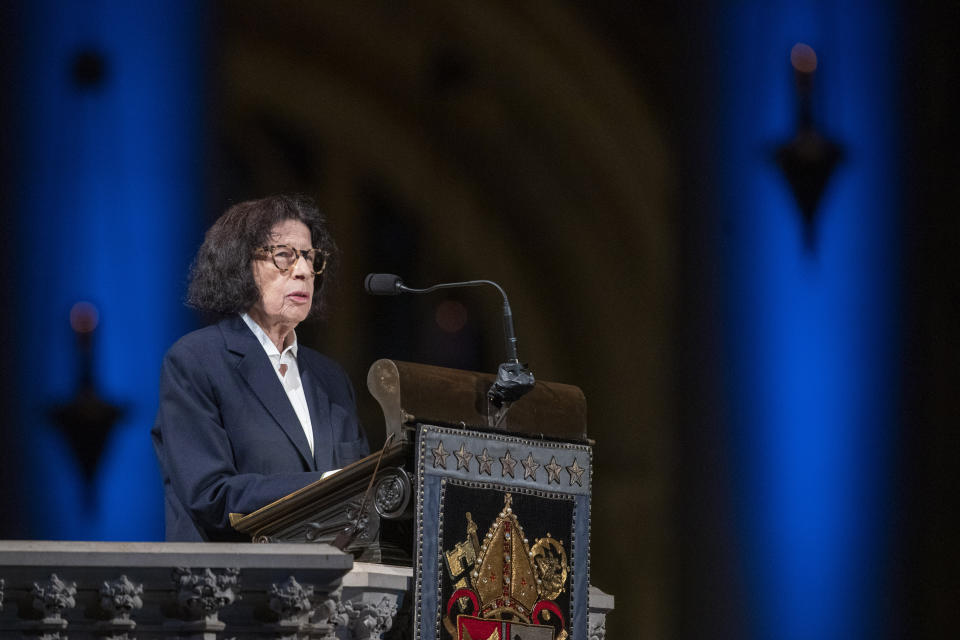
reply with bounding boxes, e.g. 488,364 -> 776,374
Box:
255,245 -> 329,276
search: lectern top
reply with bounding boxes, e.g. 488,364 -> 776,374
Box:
366,359 -> 588,441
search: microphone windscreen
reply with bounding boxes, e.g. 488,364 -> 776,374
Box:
364,273 -> 402,295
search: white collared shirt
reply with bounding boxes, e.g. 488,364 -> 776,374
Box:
240,313 -> 315,456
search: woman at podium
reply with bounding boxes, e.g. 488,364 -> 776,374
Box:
151,194 -> 369,541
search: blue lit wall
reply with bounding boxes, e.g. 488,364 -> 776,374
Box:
10,1 -> 206,540
711,2 -> 900,638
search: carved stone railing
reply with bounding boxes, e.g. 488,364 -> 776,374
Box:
0,541 -> 612,639
0,541 -> 353,640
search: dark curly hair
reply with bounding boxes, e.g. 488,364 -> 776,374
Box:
186,194 -> 338,319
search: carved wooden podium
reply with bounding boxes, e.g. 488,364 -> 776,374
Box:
232,359 -> 593,640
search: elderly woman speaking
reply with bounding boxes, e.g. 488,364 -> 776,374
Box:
151,195 -> 369,541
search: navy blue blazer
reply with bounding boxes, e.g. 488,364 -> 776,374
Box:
151,315 -> 369,541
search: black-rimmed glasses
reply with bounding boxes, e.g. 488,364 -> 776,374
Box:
255,245 -> 329,276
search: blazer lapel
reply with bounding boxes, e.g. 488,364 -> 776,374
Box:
220,316 -> 316,471
299,356 -> 335,472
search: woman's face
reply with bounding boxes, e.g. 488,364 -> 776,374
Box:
249,219 -> 315,331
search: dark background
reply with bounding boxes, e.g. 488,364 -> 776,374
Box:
1,2 -> 958,638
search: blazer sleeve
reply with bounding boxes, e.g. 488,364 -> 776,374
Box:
154,341 -> 327,539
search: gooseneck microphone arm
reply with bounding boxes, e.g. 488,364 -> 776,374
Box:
364,273 -> 521,363
404,280 -> 518,364
364,273 -> 535,413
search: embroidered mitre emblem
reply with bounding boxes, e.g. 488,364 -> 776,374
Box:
443,493 -> 569,640
472,494 -> 539,617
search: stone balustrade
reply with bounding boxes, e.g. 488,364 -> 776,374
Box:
0,541 -> 612,639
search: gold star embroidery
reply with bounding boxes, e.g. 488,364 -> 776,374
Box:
432,440 -> 450,469
500,450 -> 517,478
521,453 -> 540,480
566,458 -> 586,486
545,456 -> 563,484
454,442 -> 474,471
476,448 -> 494,475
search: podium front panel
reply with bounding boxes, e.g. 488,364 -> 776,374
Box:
413,424 -> 592,640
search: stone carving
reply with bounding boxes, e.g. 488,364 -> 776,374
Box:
32,573 -> 77,618
336,595 -> 398,640
172,567 -> 240,621
95,574 -> 144,639
313,586 -> 343,640
589,618 -> 607,640
99,574 -> 144,619
268,576 -> 314,623
30,574 -> 77,639
382,605 -> 411,640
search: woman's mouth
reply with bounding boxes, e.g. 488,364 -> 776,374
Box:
287,291 -> 310,304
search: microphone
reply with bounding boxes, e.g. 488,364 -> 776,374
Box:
364,273 -> 535,411
364,273 -> 403,296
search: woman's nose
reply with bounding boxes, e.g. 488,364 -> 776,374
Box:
292,252 -> 312,279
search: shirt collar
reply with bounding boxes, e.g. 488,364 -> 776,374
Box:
240,312 -> 298,359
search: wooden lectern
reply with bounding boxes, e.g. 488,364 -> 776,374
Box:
230,359 -> 587,559
231,359 -> 592,639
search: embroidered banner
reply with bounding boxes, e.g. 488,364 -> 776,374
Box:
414,424 -> 592,640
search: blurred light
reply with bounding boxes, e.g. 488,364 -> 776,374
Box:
790,43 -> 818,73
435,299 -> 469,333
69,301 -> 100,334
